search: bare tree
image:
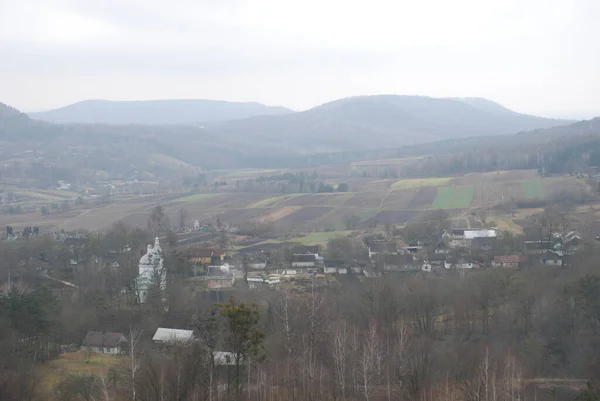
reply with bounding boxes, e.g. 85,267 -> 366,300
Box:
127,327 -> 143,401
358,320 -> 382,401
331,321 -> 348,400
178,208 -> 189,229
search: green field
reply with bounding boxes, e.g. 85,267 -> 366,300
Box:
290,230 -> 353,245
392,177 -> 452,189
432,185 -> 474,209
521,179 -> 544,199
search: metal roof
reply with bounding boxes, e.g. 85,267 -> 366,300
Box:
152,328 -> 194,343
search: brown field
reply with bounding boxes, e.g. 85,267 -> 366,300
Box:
255,206 -> 302,223
407,187 -> 438,209
381,189 -> 419,209
343,191 -> 387,208
362,210 -> 422,226
277,193 -> 353,207
274,206 -> 334,227
1,168 -> 593,242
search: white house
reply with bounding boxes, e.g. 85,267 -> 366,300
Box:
81,331 -> 126,355
444,261 -> 475,269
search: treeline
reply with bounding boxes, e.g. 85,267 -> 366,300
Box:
233,172 -> 349,194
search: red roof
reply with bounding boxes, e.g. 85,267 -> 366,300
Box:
493,255 -> 525,263
188,248 -> 225,258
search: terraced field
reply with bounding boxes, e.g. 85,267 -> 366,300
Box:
2,168 -> 591,238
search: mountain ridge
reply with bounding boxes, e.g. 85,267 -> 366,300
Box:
28,99 -> 293,125
205,95 -> 572,154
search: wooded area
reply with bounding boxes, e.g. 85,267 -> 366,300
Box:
1,221 -> 600,400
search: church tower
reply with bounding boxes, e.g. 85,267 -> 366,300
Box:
136,237 -> 166,304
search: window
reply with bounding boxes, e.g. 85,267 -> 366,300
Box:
105,347 -> 111,353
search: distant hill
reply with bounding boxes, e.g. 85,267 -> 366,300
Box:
207,95 -> 572,154
0,96 -> 579,176
28,99 -> 293,125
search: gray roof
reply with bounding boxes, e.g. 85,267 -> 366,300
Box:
82,331 -> 126,348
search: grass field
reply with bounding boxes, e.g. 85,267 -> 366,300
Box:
40,351 -> 126,392
392,177 -> 452,189
432,186 -> 474,209
521,179 -> 544,199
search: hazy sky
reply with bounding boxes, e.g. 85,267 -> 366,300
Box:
1,0 -> 599,118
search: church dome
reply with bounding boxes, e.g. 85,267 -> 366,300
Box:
139,244 -> 153,266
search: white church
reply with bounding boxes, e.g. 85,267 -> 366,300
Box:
136,237 -> 166,304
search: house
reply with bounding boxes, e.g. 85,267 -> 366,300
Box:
292,254 -> 316,268
241,253 -> 268,270
188,248 -> 225,265
378,254 -> 417,272
292,245 -> 320,259
323,259 -> 348,274
444,260 -> 477,269
152,328 -> 194,345
81,331 -> 126,354
432,237 -> 450,254
426,252 -> 447,267
540,250 -> 563,266
206,265 -> 236,289
368,241 -> 398,260
524,240 -> 553,255
472,237 -> 497,251
492,255 -> 525,268
450,229 -> 498,248
363,267 -> 382,277
350,266 -> 362,274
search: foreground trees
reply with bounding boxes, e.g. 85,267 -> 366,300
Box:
4,225 -> 600,400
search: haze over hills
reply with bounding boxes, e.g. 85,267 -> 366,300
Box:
0,95 -> 581,175
206,95 -> 572,153
28,99 -> 293,125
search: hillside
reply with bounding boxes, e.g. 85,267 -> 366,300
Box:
0,97 -> 582,178
206,95 -> 571,153
28,99 -> 293,125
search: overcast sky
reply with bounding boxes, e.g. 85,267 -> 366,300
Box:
1,0 -> 599,118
